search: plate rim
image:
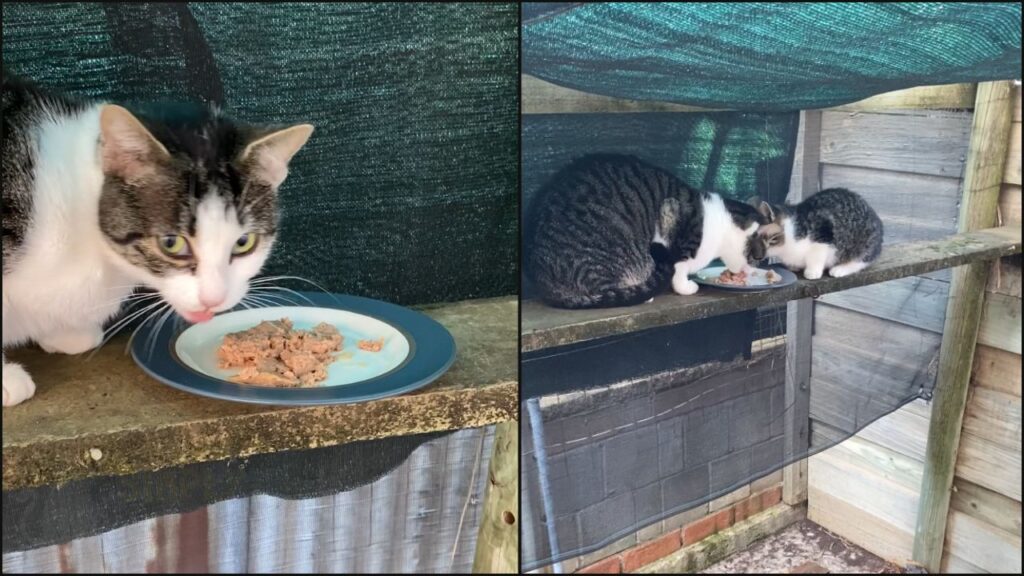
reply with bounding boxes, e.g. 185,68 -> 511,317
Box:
130,293 -> 457,406
691,263 -> 798,291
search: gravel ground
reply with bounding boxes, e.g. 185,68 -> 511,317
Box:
701,519 -> 905,574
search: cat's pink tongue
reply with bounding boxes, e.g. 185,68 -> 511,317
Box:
183,310 -> 215,323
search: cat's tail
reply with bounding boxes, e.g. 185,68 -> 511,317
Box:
552,259 -> 675,309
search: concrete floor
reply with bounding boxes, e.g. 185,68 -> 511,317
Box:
701,519 -> 904,574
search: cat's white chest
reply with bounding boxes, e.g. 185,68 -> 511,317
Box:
2,250 -> 132,346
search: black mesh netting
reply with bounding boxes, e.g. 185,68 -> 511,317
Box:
2,2 -> 518,306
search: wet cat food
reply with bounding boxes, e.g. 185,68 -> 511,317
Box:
218,318 -> 343,387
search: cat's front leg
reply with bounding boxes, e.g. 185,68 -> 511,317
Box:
3,353 -> 36,407
672,261 -> 700,295
722,252 -> 753,275
37,325 -> 105,355
803,245 -> 829,280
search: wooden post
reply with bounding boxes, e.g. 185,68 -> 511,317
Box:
473,420 -> 519,574
912,80 -> 1016,572
783,110 -> 821,505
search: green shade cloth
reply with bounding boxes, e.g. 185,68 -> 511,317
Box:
3,2 -> 519,305
524,2 -> 1022,110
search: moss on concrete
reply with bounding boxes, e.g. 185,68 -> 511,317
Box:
3,297 -> 517,491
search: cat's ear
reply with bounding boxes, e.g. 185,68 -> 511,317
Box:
99,105 -> 170,180
241,124 -> 315,187
758,201 -> 776,222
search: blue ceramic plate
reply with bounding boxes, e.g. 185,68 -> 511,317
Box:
692,264 -> 798,292
130,292 -> 456,405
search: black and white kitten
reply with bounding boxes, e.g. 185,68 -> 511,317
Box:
756,187 -> 883,279
525,154 -> 767,309
2,76 -> 314,407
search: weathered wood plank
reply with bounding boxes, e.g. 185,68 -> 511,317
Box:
522,74 -> 716,114
522,226 -> 1021,352
831,83 -> 976,112
999,184 -> 1021,226
820,110 -> 971,177
473,420 -> 519,574
961,386 -> 1021,453
1015,85 -> 1022,123
813,447 -> 921,533
941,552 -> 987,574
913,81 -> 1018,573
2,296 -> 518,491
987,253 -> 1021,298
956,429 -> 1023,502
971,344 -> 1022,397
950,478 -> 1022,538
817,276 -> 950,334
820,164 -> 961,229
824,434 -> 924,492
977,292 -> 1022,354
811,400 -> 932,462
944,509 -> 1022,574
809,487 -> 914,564
1005,122 -> 1021,185
783,111 -> 819,507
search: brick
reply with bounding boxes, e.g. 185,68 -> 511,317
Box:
548,445 -> 605,511
729,389 -> 772,449
579,535 -> 635,569
790,560 -> 828,574
709,484 -> 750,512
657,417 -> 685,477
663,504 -> 708,532
709,449 -> 752,494
734,499 -> 750,523
682,514 -> 717,545
760,485 -> 783,509
747,493 -> 764,516
713,508 -> 734,531
622,531 -> 682,572
684,404 -> 731,464
661,466 -> 709,511
579,492 -> 635,545
750,436 -> 785,478
578,555 -> 622,574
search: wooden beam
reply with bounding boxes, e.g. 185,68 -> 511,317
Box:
783,111 -> 820,505
522,226 -> 1021,353
472,420 -> 519,574
522,74 -> 718,114
830,83 -> 976,112
912,80 -> 1017,573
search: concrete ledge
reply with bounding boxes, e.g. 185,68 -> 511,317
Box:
2,296 -> 517,491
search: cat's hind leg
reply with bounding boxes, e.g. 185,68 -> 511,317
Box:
38,324 -> 104,355
3,354 -> 36,407
829,260 -> 869,278
672,261 -> 700,295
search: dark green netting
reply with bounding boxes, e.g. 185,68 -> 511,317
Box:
2,2 -> 518,306
523,2 -> 1022,111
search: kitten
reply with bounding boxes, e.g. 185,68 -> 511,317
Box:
525,154 -> 767,309
2,76 -> 314,407
756,187 -> 883,280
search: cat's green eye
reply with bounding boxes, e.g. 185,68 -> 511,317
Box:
232,233 -> 258,255
158,235 -> 191,257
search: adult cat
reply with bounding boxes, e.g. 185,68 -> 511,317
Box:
525,154 -> 767,309
2,76 -> 313,406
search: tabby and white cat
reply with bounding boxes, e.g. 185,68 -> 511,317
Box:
525,154 -> 767,309
2,76 -> 313,407
756,187 -> 883,279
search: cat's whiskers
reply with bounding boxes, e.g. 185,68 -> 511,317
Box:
87,300 -> 169,360
249,275 -> 338,304
143,307 -> 177,360
246,288 -> 305,306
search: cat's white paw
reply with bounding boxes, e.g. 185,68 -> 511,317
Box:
3,363 -> 36,407
38,325 -> 104,355
803,268 -> 823,280
829,261 -> 868,278
645,297 -> 655,304
672,275 -> 700,295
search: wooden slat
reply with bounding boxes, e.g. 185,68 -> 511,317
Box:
521,74 -> 716,114
522,226 -> 1021,352
809,487 -> 914,564
820,110 -> 971,177
473,420 -> 519,574
913,81 -> 1018,572
1014,85 -> 1022,122
817,276 -> 950,334
977,292 -> 1022,354
971,344 -> 1022,397
831,83 -> 976,112
820,164 -> 961,229
987,253 -> 1021,298
783,111 -> 819,506
956,428 -> 1023,502
812,449 -> 920,533
961,386 -> 1021,453
825,435 -> 924,492
944,510 -> 1022,574
950,478 -> 1022,538
1005,122 -> 1021,185
941,552 -> 987,574
998,184 -> 1021,226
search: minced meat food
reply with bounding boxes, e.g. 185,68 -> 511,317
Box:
218,318 -> 343,387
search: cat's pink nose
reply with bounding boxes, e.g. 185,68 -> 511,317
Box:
199,295 -> 225,309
